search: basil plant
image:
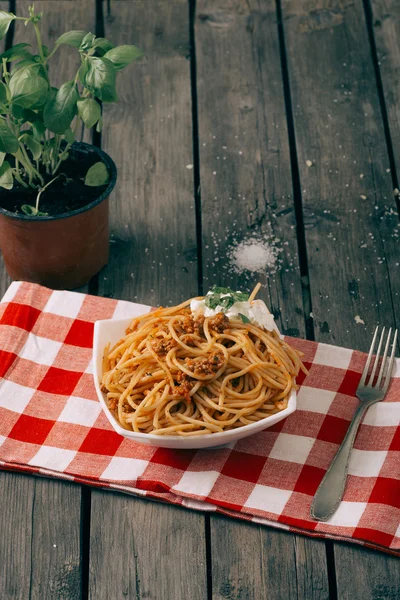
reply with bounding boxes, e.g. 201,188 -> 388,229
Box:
0,5 -> 142,215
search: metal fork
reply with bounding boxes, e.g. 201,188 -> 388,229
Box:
310,326 -> 398,521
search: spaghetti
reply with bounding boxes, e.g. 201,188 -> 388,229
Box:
101,291 -> 308,436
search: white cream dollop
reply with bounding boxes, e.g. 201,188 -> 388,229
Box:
190,294 -> 277,333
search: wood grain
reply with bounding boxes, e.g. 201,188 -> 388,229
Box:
0,473 -> 81,600
0,4 -> 97,598
90,3 -> 207,599
89,492 -> 207,600
196,0 -> 306,337
334,542 -> 400,600
210,516 -> 329,600
98,0 -> 197,307
195,2 -> 330,598
281,0 -> 400,592
282,0 -> 399,351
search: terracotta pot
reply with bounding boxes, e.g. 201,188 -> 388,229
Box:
0,142 -> 116,290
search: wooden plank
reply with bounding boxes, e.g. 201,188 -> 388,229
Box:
371,0 -> 400,192
0,3 -> 97,599
280,0 -> 400,593
90,3 -> 207,599
0,473 -> 81,600
196,0 -> 306,337
282,0 -> 399,350
195,2 -> 330,598
334,542 -> 400,599
98,0 -> 198,306
210,516 -> 329,600
89,492 -> 207,600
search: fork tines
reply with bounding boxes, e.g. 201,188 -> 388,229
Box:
360,327 -> 398,389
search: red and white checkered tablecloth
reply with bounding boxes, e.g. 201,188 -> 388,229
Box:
0,282 -> 399,555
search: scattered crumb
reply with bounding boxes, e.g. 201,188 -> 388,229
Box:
186,164 -> 193,170
360,195 -> 367,200
306,160 -> 313,167
309,312 -> 314,318
354,315 -> 365,325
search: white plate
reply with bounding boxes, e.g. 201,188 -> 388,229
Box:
93,317 -> 296,449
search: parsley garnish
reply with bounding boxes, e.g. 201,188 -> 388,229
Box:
204,286 -> 250,311
238,313 -> 251,323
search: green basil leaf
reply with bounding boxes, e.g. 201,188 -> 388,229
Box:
0,11 -> 15,41
238,313 -> 251,324
43,80 -> 79,133
77,58 -> 88,85
64,127 -> 75,144
0,161 -> 13,190
11,105 -> 38,122
12,57 -> 38,73
93,37 -> 114,56
96,114 -> 103,133
77,97 -> 101,129
104,44 -> 143,71
0,151 -> 5,167
80,32 -> 96,52
9,64 -> 49,108
32,119 -> 46,139
84,57 -> 117,103
21,204 -> 37,216
54,30 -> 87,49
0,119 -> 19,153
84,161 -> 109,186
0,43 -> 32,62
19,133 -> 42,160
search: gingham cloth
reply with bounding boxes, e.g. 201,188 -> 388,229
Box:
0,282 -> 399,555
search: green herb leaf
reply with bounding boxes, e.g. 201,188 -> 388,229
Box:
19,133 -> 42,160
0,161 -> 13,189
79,32 -> 96,52
0,151 -> 6,167
0,43 -> 32,62
20,205 -> 48,217
21,204 -> 38,216
77,97 -> 101,129
64,127 -> 75,144
204,286 -> 250,313
84,161 -> 109,186
104,44 -> 143,71
0,11 -> 15,41
0,119 -> 19,153
84,57 -> 117,103
43,80 -> 79,133
54,30 -> 87,49
32,119 -> 46,139
96,114 -> 103,133
9,64 -> 49,108
238,313 -> 251,324
93,37 -> 114,56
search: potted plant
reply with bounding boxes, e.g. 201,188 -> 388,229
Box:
0,5 -> 142,289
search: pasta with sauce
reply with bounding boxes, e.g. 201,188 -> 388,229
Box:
101,288 -> 308,436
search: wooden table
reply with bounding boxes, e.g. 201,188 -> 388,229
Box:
0,0 -> 399,598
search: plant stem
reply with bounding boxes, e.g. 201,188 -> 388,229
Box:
35,173 -> 62,212
19,144 -> 45,187
33,23 -> 46,63
52,143 -> 71,175
13,160 -> 28,188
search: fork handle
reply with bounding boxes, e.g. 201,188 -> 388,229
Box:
310,402 -> 372,521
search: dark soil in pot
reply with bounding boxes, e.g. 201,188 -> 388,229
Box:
0,144 -> 109,217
